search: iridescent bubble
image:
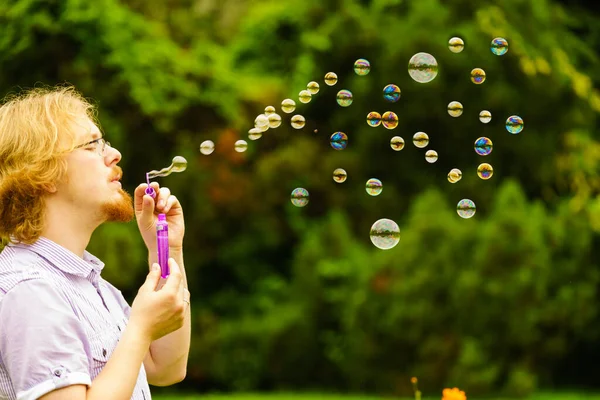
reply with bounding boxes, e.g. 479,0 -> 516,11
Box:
200,140 -> 215,155
370,218 -> 400,250
268,113 -> 282,128
382,111 -> 398,129
291,188 -> 309,207
425,150 -> 438,163
336,90 -> 353,107
264,106 -> 276,116
291,115 -> 306,129
255,114 -> 269,129
354,58 -> 371,76
477,163 -> 494,180
330,132 -> 348,150
457,199 -> 476,219
366,178 -> 383,196
383,84 -> 401,102
390,136 -> 405,151
333,168 -> 347,183
479,110 -> 492,124
474,137 -> 493,156
448,168 -> 462,183
367,112 -> 382,127
299,90 -> 312,104
234,140 -> 248,153
413,132 -> 429,148
471,68 -> 486,84
324,72 -> 338,86
281,99 -> 296,114
447,101 -> 463,117
505,115 -> 524,134
248,128 -> 262,141
408,52 -> 439,83
491,37 -> 508,56
307,81 -> 320,94
448,37 -> 465,53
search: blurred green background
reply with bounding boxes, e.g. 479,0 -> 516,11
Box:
1,0 -> 599,398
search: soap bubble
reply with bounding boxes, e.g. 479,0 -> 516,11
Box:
382,111 -> 399,129
477,163 -> 494,180
491,37 -> 508,56
457,199 -> 476,218
333,168 -> 347,183
264,106 -> 276,116
479,110 -> 492,123
336,90 -> 353,107
324,72 -> 338,86
413,132 -> 429,148
471,68 -> 486,84
307,81 -> 320,94
366,178 -> 383,196
234,140 -> 248,153
299,90 -> 312,104
391,136 -> 405,151
408,52 -> 438,83
370,218 -> 400,250
367,112 -> 382,127
255,114 -> 269,129
354,58 -> 371,76
383,84 -> 401,102
425,150 -> 438,163
448,37 -> 465,53
330,132 -> 348,150
268,113 -> 282,128
200,140 -> 215,155
281,99 -> 296,114
248,128 -> 262,141
474,137 -> 493,156
506,115 -> 524,134
291,115 -> 306,129
447,101 -> 463,117
448,168 -> 462,183
291,188 -> 309,207
170,156 -> 187,173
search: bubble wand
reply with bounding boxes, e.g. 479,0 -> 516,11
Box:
144,156 -> 187,279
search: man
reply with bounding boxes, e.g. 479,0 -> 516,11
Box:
0,86 -> 191,399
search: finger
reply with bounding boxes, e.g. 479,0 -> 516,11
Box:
156,187 -> 171,211
164,258 -> 183,292
162,195 -> 180,214
134,183 -> 151,213
144,264 -> 162,291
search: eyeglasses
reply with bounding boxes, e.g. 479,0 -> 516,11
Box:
74,137 -> 111,156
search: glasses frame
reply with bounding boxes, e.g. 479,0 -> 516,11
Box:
74,137 -> 111,156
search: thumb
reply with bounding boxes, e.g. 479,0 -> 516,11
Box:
144,263 -> 162,290
139,194 -> 156,228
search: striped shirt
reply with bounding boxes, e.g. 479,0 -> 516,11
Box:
0,237 -> 151,400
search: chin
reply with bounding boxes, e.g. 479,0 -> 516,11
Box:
101,188 -> 135,222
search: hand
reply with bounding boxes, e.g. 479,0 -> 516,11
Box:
134,182 -> 185,253
129,259 -> 187,342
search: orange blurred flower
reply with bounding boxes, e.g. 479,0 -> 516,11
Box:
442,387 -> 466,400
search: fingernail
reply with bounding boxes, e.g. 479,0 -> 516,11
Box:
158,200 -> 165,208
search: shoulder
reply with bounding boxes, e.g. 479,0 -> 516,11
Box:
0,246 -> 57,298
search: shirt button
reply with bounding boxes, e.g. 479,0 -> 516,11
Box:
53,369 -> 62,377
102,349 -> 107,357
117,325 -> 121,331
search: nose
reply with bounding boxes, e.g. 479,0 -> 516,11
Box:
105,143 -> 122,165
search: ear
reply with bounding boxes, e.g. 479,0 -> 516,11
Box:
42,183 -> 57,194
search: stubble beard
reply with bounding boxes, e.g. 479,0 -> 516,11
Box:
101,188 -> 135,222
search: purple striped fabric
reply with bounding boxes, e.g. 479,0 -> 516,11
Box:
0,237 -> 151,400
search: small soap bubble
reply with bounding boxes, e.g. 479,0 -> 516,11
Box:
383,84 -> 401,102
336,90 -> 353,107
370,218 -> 400,250
248,128 -> 263,141
367,112 -> 382,127
234,140 -> 248,153
474,137 -> 493,156
391,136 -> 405,151
425,150 -> 438,163
324,72 -> 338,86
264,106 -> 276,116
448,37 -> 465,53
447,101 -> 463,117
354,58 -> 371,76
333,168 -> 347,183
491,37 -> 508,56
291,115 -> 306,129
479,110 -> 492,123
408,52 -> 439,83
448,168 -> 462,183
382,111 -> 399,129
200,140 -> 215,155
457,199 -> 476,218
330,132 -> 348,150
299,90 -> 312,104
307,81 -> 320,94
477,163 -> 494,180
505,115 -> 524,134
314,129 -> 318,134
268,113 -> 282,128
170,156 -> 188,172
413,132 -> 429,148
471,68 -> 486,84
291,188 -> 309,207
366,178 -> 383,196
255,114 -> 269,129
281,99 -> 296,114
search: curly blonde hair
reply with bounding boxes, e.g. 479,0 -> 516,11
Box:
0,85 -> 98,246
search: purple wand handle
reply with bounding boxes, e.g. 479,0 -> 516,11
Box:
157,213 -> 170,278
